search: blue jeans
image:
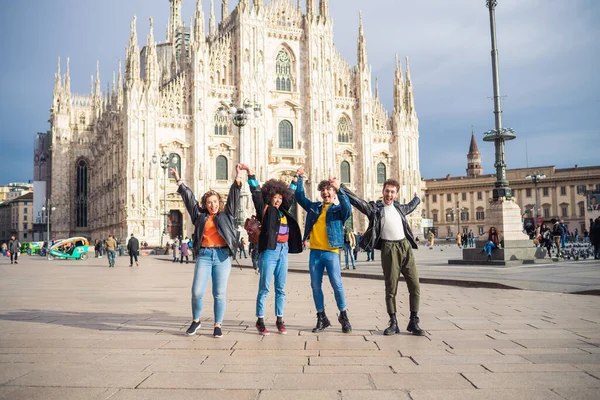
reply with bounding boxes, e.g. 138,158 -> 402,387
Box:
191,247 -> 232,323
560,236 -> 567,248
309,250 -> 347,312
343,243 -> 355,267
107,250 -> 116,265
483,241 -> 497,256
256,242 -> 288,318
469,238 -> 475,248
367,248 -> 375,261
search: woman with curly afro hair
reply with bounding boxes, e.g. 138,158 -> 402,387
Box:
239,165 -> 303,335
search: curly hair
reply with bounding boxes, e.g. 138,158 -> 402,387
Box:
261,179 -> 294,203
317,180 -> 332,191
200,190 -> 224,213
383,179 -> 400,191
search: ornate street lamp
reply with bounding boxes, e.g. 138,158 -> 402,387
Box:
218,99 -> 262,226
41,199 -> 56,246
525,172 -> 546,220
153,153 -> 170,247
484,0 -> 516,201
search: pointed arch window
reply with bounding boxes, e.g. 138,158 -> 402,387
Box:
75,159 -> 88,228
275,50 -> 292,91
79,113 -> 86,125
214,111 -> 228,136
340,161 -> 351,184
377,163 -> 386,184
216,156 -> 228,180
337,116 -> 351,142
279,120 -> 293,149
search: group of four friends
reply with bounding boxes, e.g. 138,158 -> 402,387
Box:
170,164 -> 424,339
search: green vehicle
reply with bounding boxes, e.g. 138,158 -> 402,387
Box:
47,237 -> 90,261
21,241 -> 44,255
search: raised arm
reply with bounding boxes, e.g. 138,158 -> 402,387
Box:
243,165 -> 266,221
223,164 -> 243,217
398,193 -> 421,216
339,182 -> 376,217
281,175 -> 298,212
172,167 -> 202,222
329,177 -> 352,221
293,167 -> 313,212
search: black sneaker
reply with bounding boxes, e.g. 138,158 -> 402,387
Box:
213,326 -> 223,338
186,320 -> 201,336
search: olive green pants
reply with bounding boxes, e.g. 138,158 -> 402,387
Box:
380,239 -> 420,314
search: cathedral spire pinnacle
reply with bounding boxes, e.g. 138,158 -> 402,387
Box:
209,0 -> 216,36
54,57 -> 62,91
307,0 -> 316,16
64,57 -> 71,94
95,60 -> 101,97
319,0 -> 329,19
393,54 -> 405,114
126,16 -> 141,88
194,0 -> 205,45
168,0 -> 182,43
117,59 -> 123,106
404,55 -> 415,113
222,0 -> 229,21
146,17 -> 159,85
375,77 -> 379,99
357,11 -> 368,67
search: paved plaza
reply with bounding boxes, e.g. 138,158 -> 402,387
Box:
0,252 -> 599,399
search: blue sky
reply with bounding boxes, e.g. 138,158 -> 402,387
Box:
0,0 -> 598,184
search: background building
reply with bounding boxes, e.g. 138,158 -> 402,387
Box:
422,133 -> 600,238
42,0 -> 422,244
0,192 -> 34,244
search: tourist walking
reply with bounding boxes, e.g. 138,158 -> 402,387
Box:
105,235 -> 117,267
249,242 -> 259,273
127,233 -> 139,267
428,231 -> 435,249
8,236 -> 21,264
171,165 -> 242,338
180,238 -> 190,264
243,164 -> 302,335
238,237 -> 248,259
1,242 -> 7,257
551,219 -> 563,257
590,217 -> 600,260
344,181 -> 425,336
456,232 -> 462,248
468,230 -> 475,248
343,227 -> 356,270
295,167 -> 353,333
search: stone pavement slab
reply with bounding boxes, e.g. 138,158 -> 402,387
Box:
1,255 -> 600,398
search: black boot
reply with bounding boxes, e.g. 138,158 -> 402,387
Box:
383,313 -> 400,335
338,310 -> 352,333
312,311 -> 331,333
406,312 -> 424,336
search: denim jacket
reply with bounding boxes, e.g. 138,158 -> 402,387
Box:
294,177 -> 351,248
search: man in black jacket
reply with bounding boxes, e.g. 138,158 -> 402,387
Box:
127,233 -> 140,267
343,179 -> 424,336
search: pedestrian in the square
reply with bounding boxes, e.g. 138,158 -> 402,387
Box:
243,164 -> 302,335
344,180 -> 425,336
428,231 -> 435,249
171,165 -> 242,338
551,219 -> 563,257
590,217 -> 600,260
238,237 -> 248,259
482,227 -> 500,261
180,238 -> 190,264
1,242 -> 7,257
105,235 -> 117,267
295,167 -> 353,334
468,230 -> 475,248
574,228 -> 579,243
456,232 -> 462,248
8,236 -> 21,264
127,233 -> 139,267
343,226 -> 356,270
172,238 -> 179,262
249,242 -> 259,273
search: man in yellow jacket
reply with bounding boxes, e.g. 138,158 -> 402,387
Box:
105,235 -> 117,268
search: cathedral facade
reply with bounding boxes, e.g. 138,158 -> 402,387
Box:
43,0 -> 422,244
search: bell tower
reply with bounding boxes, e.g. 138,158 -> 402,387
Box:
467,128 -> 483,177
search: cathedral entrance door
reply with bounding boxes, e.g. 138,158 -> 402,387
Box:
168,210 -> 183,239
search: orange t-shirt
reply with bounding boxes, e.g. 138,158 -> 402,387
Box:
201,214 -> 227,247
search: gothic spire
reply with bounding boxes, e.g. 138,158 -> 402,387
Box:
209,0 -> 216,36
357,12 -> 368,67
64,57 -> 71,94
404,56 -> 415,112
307,0 -> 316,16
319,0 -> 329,18
54,57 -> 62,91
393,54 -> 405,114
222,0 -> 229,21
117,59 -> 123,106
125,15 -> 141,88
168,0 -> 182,43
194,0 -> 205,45
375,77 -> 379,99
95,60 -> 101,97
145,17 -> 159,85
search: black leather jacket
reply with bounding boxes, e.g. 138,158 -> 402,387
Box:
248,175 -> 303,254
343,185 -> 421,250
177,180 -> 241,258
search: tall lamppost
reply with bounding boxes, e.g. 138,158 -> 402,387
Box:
483,0 -> 516,201
154,153 -> 170,247
219,99 -> 262,226
446,201 -> 468,236
525,172 -> 546,220
41,199 -> 56,245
